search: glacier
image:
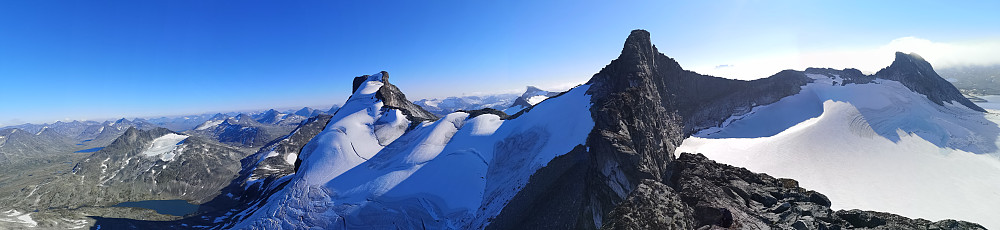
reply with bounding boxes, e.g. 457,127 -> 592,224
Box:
230,73 -> 594,229
678,73 -> 1000,229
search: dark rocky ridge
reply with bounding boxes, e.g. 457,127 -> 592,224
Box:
457,108 -> 510,119
352,71 -> 439,122
487,30 -> 984,229
875,52 -> 986,112
602,153 -> 984,229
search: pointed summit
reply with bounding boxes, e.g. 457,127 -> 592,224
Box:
876,52 -> 985,112
620,29 -> 655,60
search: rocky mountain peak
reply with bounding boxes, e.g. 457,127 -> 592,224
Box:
209,113 -> 229,120
524,85 -> 544,94
352,71 -> 438,122
294,107 -> 314,117
619,29 -> 657,62
876,52 -> 985,112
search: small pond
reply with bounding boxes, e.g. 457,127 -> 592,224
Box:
112,199 -> 199,216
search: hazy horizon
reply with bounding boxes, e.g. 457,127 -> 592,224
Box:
2,1 -> 998,126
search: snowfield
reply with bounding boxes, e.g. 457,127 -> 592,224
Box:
140,133 -> 188,161
0,209 -> 37,228
232,74 -> 594,229
195,120 -> 224,130
679,74 -> 1000,229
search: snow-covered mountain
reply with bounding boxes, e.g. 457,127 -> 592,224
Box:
502,86 -> 561,114
194,30 -> 986,229
678,55 -> 1000,228
253,109 -> 308,125
187,113 -> 296,148
145,114 -> 221,132
292,107 -> 330,118
413,93 -> 519,117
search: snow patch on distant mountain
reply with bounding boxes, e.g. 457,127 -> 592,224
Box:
503,86 -> 562,115
0,209 -> 37,228
140,133 -> 188,161
195,120 -> 224,131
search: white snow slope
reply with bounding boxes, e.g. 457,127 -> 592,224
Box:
0,209 -> 37,228
229,73 -> 594,229
140,133 -> 188,161
678,73 -> 1000,229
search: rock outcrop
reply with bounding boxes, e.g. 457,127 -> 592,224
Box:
602,153 -> 985,229
354,71 -> 438,123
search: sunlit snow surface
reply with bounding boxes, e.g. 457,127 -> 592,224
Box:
679,74 -> 1000,229
231,74 -> 594,229
0,209 -> 37,228
140,133 -> 188,161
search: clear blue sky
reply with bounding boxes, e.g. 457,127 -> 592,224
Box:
1,0 -> 997,126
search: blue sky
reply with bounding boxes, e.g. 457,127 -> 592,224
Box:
1,0 -> 998,126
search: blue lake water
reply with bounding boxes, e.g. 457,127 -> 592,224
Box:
74,147 -> 104,153
112,200 -> 199,216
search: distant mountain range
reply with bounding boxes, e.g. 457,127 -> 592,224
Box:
937,64 -> 1000,96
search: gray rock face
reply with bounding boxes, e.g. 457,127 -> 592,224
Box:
602,153 -> 984,230
875,52 -> 985,112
